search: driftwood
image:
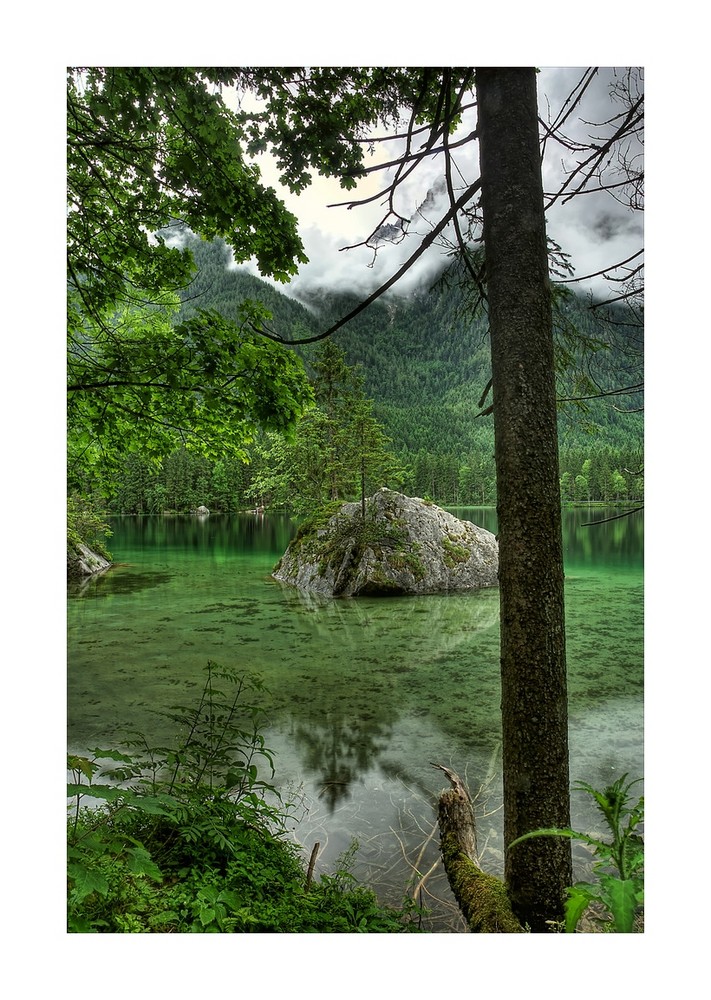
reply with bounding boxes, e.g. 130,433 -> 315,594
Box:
432,763 -> 523,933
305,841 -> 320,890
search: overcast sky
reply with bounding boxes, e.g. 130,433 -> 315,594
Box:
232,67 -> 643,306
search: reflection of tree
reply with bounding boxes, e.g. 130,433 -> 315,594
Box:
275,583 -> 499,644
293,706 -> 393,812
273,581 -> 501,806
113,512 -> 297,559
564,508 -> 644,565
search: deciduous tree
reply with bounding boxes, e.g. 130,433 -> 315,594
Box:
67,67 -> 314,486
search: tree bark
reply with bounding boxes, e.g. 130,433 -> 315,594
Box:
475,67 -> 573,931
433,764 -> 523,933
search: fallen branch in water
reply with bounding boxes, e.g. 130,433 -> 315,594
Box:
431,763 -> 524,933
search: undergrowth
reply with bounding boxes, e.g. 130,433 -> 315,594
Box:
509,773 -> 644,932
67,662 -> 420,933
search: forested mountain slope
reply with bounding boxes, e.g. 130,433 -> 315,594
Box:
106,231 -> 642,512
178,234 -> 643,466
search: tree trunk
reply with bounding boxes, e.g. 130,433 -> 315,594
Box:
475,67 -> 572,931
433,765 -> 523,933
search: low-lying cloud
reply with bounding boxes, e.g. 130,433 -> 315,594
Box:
235,67 -> 643,309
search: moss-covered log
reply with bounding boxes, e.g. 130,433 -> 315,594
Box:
433,764 -> 523,933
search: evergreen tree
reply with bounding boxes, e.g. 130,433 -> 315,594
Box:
477,67 -> 572,928
247,344 -> 404,513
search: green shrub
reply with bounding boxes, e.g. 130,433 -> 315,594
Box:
509,773 -> 644,932
67,662 -> 420,933
67,493 -> 113,560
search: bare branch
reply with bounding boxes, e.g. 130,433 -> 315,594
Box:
582,506 -> 643,526
251,179 -> 482,346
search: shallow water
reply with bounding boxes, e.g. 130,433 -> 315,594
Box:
67,506 -> 643,931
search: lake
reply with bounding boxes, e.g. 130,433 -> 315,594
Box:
67,505 -> 643,931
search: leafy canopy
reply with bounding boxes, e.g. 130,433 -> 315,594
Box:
68,298 -> 313,484
236,68 -> 468,192
67,67 -> 314,485
66,68 -> 478,488
67,67 -> 307,312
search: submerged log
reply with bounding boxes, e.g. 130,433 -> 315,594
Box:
432,763 -> 524,933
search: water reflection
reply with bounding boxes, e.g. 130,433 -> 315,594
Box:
564,507 -> 644,567
67,508 -> 643,929
68,566 -> 174,598
450,504 -> 644,570
274,583 -> 499,638
294,710 -> 394,811
111,512 -> 298,557
263,585 -> 501,807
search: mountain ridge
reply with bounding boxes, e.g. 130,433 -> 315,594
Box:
178,236 -> 643,462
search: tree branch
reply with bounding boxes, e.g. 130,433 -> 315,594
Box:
252,179 -> 482,346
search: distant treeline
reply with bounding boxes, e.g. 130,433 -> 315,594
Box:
107,442 -> 642,514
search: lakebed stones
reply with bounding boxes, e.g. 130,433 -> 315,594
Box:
272,488 -> 498,597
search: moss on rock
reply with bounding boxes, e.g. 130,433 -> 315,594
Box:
273,489 -> 498,598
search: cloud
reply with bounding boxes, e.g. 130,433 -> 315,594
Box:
538,67 -> 644,299
236,69 -> 643,307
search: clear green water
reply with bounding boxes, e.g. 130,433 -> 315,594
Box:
67,506 -> 643,931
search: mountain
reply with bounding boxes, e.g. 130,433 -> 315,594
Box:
178,235 -> 643,469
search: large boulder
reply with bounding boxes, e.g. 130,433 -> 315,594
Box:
67,540 -> 111,580
273,488 -> 498,597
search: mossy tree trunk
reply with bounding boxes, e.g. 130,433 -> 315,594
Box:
434,765 -> 524,933
475,67 -> 573,931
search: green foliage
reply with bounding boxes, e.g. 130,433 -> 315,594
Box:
67,68 -> 314,488
67,493 -> 113,559
67,747 -> 177,932
97,227 -> 642,510
67,662 -> 419,933
509,774 -> 644,932
246,342 -> 406,513
68,68 -> 305,317
68,300 -> 313,489
237,68 -> 436,194
70,62 -> 642,511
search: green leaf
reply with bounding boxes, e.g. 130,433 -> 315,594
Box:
130,793 -> 179,817
68,863 -> 109,901
89,748 -> 136,763
126,847 -> 163,882
66,783 -> 124,802
67,755 -> 98,781
217,889 -> 242,911
599,875 -> 638,933
620,833 -> 645,880
564,885 -> 595,933
198,885 -> 219,905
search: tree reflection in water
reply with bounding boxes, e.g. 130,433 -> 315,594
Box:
295,710 -> 394,811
